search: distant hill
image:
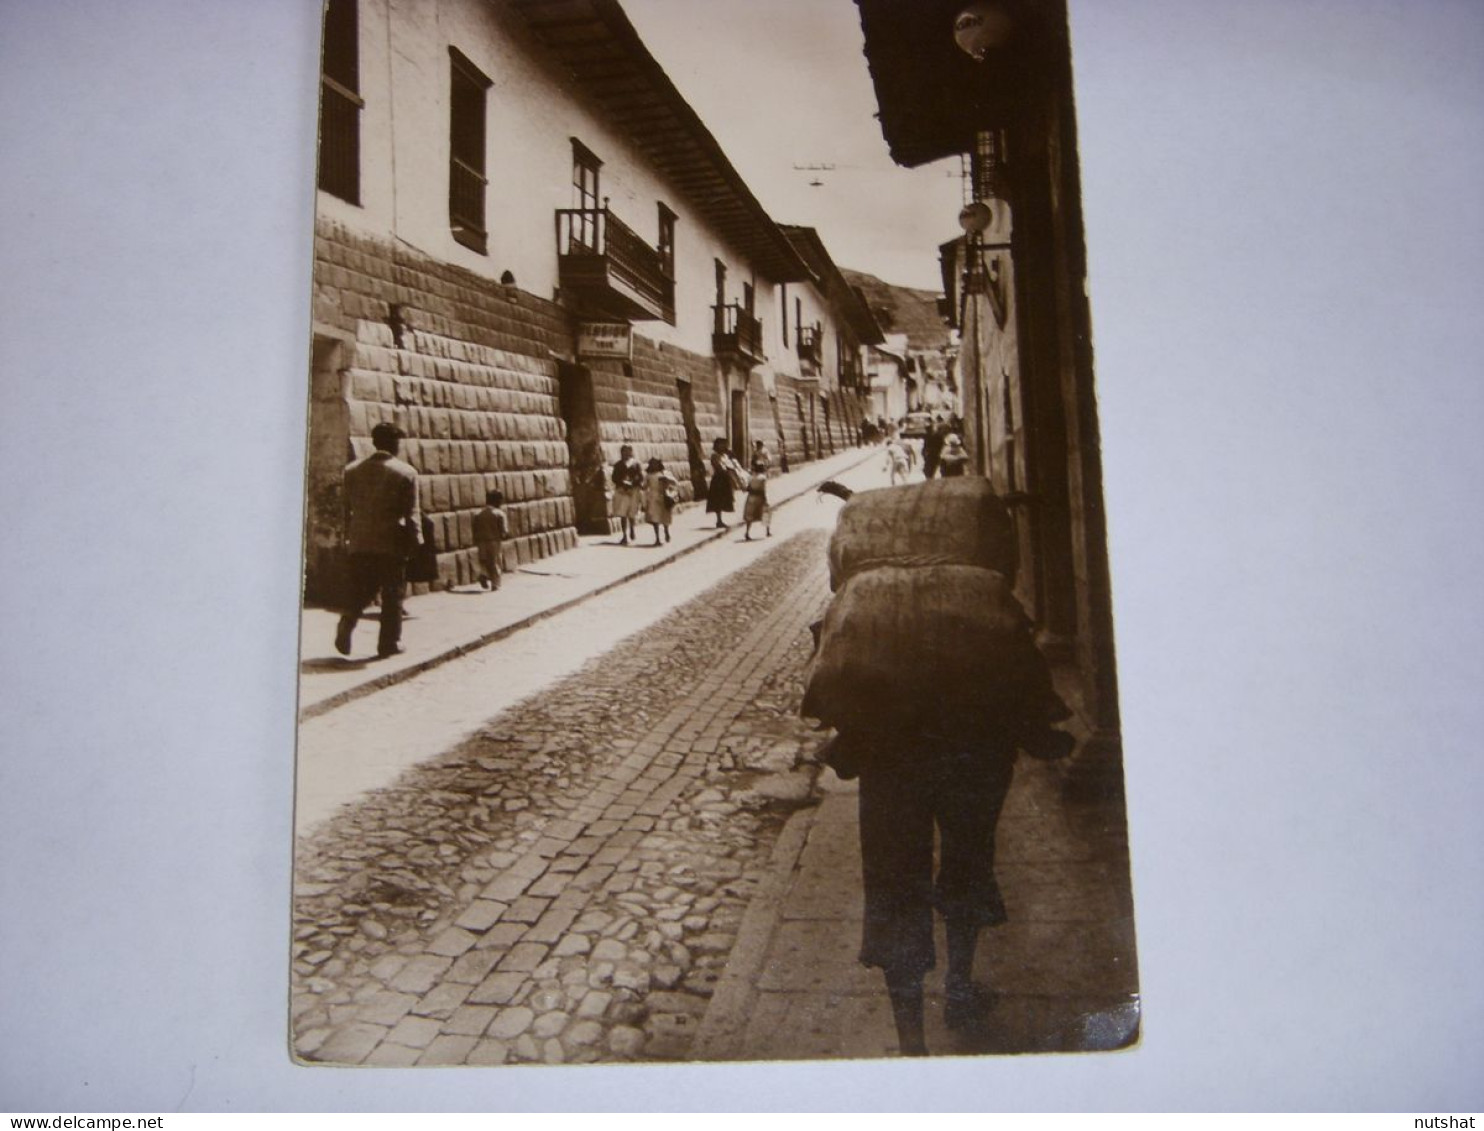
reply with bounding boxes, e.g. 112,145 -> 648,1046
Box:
840,268 -> 950,351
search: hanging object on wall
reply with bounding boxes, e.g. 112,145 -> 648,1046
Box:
958,200 -> 994,234
952,2 -> 1013,61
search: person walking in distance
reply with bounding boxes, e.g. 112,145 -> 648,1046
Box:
921,415 -> 949,479
642,457 -> 678,545
742,456 -> 772,541
335,422 -> 420,659
472,487 -> 508,590
882,435 -> 912,486
751,438 -> 771,474
705,437 -> 741,529
938,433 -> 970,478
611,443 -> 644,545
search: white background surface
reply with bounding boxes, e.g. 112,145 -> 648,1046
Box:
2,0 -> 1481,1113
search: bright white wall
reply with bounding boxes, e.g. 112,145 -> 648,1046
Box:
317,0 -> 812,367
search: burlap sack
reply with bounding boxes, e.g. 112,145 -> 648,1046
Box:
801,564 -> 1061,735
826,477 -> 1017,591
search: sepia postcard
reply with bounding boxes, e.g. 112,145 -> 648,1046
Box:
291,0 -> 1138,1066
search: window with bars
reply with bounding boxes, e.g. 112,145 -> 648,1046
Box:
317,0 -> 362,205
971,127 -> 1007,202
449,48 -> 491,254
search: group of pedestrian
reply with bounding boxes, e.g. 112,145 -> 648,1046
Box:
331,425 -> 775,662
610,443 -> 680,546
881,414 -> 969,485
919,413 -> 968,480
705,437 -> 772,540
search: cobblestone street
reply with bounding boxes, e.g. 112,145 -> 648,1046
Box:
293,529 -> 838,1066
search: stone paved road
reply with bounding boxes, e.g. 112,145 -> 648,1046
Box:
292,529 -> 838,1065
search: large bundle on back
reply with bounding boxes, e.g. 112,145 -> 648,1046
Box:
802,564 -> 1065,737
827,478 -> 1016,591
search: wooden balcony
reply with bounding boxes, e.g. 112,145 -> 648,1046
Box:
713,302 -> 764,367
557,208 -> 674,323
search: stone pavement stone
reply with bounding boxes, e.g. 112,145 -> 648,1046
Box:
291,453 -> 1139,1067
292,517 -> 853,1065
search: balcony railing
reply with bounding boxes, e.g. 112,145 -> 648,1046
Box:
796,322 -> 823,366
712,303 -> 764,365
557,207 -> 674,323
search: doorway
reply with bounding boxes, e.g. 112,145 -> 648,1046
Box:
730,386 -> 748,457
557,360 -> 610,534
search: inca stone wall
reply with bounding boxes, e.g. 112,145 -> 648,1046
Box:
747,380 -> 777,466
310,219 -> 578,592
773,377 -> 811,469
588,337 -> 721,508
306,218 -> 858,600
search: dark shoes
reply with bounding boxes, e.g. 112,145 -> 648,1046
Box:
375,644 -> 405,660
334,622 -> 353,656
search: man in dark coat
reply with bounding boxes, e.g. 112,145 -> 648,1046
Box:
335,422 -> 420,659
921,414 -> 949,479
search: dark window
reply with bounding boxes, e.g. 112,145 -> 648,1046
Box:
780,283 -> 789,347
449,47 -> 491,254
971,127 -> 1005,201
714,260 -> 727,306
657,204 -> 676,278
742,281 -> 754,317
571,140 -> 602,247
317,0 -> 362,204
795,297 -> 803,342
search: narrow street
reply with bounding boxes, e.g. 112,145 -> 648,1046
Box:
292,458 -> 885,1065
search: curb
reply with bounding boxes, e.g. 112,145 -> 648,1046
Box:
689,799 -> 818,1062
298,450 -> 873,722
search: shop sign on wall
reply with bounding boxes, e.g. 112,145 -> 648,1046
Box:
578,322 -> 632,360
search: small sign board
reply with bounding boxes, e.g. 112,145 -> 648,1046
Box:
578,322 -> 632,360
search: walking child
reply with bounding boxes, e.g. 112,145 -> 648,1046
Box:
642,457 -> 678,546
883,436 -> 911,485
472,488 -> 508,590
742,457 -> 772,541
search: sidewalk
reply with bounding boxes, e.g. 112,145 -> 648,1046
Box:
298,446 -> 873,719
692,706 -> 1141,1061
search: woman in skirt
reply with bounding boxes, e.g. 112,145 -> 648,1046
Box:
705,437 -> 740,529
610,443 -> 643,544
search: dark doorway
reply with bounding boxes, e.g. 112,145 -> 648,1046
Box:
730,387 -> 748,457
556,360 -> 610,534
770,395 -> 789,473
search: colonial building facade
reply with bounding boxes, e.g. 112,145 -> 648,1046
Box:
855,0 -> 1123,794
304,0 -> 873,601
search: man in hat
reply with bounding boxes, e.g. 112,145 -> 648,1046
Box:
921,414 -> 950,479
938,433 -> 970,478
335,421 -> 420,659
